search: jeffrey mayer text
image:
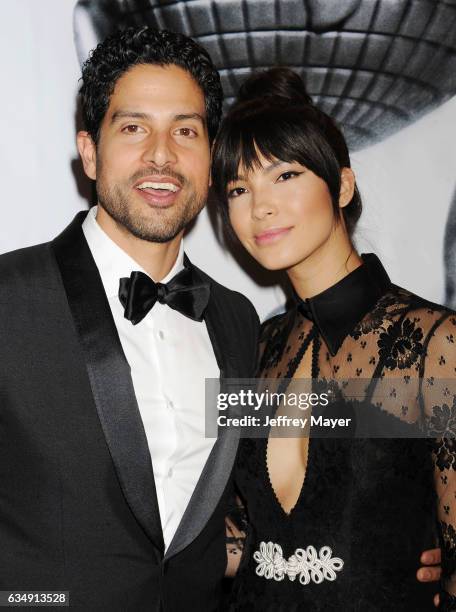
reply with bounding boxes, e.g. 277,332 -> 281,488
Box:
217,414 -> 352,429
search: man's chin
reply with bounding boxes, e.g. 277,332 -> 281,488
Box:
120,218 -> 185,243
98,192 -> 205,243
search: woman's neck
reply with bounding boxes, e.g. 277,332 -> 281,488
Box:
287,225 -> 363,299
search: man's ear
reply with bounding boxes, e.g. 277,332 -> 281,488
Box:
77,131 -> 97,180
339,167 -> 356,209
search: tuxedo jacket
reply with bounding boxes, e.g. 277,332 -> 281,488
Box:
0,212 -> 260,611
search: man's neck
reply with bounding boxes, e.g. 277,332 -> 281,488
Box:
95,205 -> 183,281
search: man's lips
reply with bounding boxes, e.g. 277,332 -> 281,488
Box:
133,176 -> 182,207
254,226 -> 293,245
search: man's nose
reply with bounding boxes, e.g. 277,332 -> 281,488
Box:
142,132 -> 178,167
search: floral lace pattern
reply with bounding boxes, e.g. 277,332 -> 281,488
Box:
377,317 -> 424,370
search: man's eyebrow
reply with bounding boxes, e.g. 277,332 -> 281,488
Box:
110,110 -> 151,123
110,110 -> 206,125
174,113 -> 206,125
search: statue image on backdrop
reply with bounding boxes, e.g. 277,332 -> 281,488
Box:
73,0 -> 456,306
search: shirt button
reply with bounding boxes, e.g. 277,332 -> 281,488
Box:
168,399 -> 174,410
158,330 -> 165,340
167,468 -> 173,478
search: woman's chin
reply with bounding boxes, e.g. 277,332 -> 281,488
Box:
254,255 -> 295,272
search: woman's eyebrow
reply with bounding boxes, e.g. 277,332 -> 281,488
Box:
262,160 -> 286,174
232,160 -> 286,182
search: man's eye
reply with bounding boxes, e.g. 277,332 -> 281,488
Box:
227,187 -> 246,199
278,171 -> 301,181
122,124 -> 143,134
175,127 -> 197,137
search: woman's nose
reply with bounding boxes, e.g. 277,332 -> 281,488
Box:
251,194 -> 277,220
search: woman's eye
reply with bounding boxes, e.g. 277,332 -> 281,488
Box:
227,187 -> 246,199
278,171 -> 301,181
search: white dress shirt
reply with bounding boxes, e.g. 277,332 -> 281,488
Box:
82,206 -> 219,550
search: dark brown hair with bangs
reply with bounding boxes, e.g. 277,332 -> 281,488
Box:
211,68 -> 362,236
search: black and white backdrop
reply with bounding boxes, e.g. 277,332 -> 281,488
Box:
2,0 -> 456,319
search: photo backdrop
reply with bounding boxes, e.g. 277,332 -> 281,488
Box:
1,0 -> 456,320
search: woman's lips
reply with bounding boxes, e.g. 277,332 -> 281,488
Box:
254,226 -> 292,245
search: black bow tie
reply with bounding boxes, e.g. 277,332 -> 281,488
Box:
118,267 -> 210,325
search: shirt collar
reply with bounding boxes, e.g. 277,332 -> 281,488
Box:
295,253 -> 392,356
82,205 -> 185,299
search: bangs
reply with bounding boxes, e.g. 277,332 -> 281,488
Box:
211,105 -> 339,205
213,109 -> 305,192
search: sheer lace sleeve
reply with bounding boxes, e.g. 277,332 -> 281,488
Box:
423,313 -> 456,609
225,493 -> 248,577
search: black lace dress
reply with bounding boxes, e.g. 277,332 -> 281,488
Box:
227,254 -> 456,611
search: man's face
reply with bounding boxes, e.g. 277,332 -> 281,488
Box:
81,63 -> 211,242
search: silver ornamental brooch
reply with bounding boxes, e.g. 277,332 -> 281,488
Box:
253,541 -> 344,584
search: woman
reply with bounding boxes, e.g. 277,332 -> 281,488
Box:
212,68 -> 456,610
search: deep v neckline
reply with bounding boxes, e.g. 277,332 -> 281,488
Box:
264,436 -> 312,519
263,326 -> 318,518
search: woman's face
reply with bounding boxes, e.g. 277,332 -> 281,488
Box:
227,154 -> 341,271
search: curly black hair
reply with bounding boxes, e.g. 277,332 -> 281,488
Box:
79,26 -> 223,144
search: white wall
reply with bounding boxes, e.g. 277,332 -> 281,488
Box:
0,1 -> 84,249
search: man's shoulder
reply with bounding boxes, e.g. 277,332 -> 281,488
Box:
0,241 -> 51,263
192,263 -> 258,318
0,241 -> 59,290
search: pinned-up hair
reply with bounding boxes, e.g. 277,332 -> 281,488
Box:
211,67 -> 362,236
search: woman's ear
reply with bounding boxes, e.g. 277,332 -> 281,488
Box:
339,167 -> 356,209
77,131 -> 97,180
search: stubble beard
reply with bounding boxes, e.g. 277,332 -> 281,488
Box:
96,167 -> 207,243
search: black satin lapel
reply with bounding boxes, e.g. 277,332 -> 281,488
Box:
165,426 -> 239,560
52,212 -> 164,553
165,284 -> 239,560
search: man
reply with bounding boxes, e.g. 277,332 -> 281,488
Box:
0,25 -> 441,612
0,27 -> 258,611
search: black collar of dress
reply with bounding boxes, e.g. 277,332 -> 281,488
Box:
295,253 -> 392,356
